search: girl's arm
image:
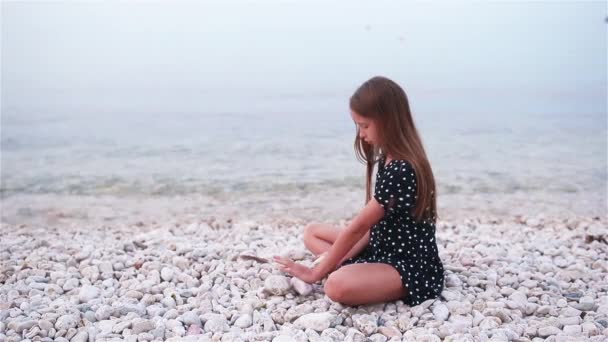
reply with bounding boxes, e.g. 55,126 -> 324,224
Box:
312,198 -> 385,280
314,230 -> 370,267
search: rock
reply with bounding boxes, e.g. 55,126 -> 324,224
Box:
486,270 -> 498,287
185,324 -> 203,335
432,303 -> 449,321
78,285 -> 101,303
290,277 -> 313,296
448,314 -> 473,333
562,291 -> 583,300
321,328 -> 346,341
538,326 -> 561,337
125,290 -> 143,299
234,314 -> 253,328
112,320 -> 132,333
132,319 -> 155,334
75,248 -> 92,261
441,290 -> 462,301
172,256 -> 190,270
203,317 -> 228,333
472,310 -> 484,326
166,319 -> 185,336
161,267 -> 174,282
138,332 -> 155,341
55,315 -> 78,331
479,317 -> 500,330
521,279 -> 538,288
39,319 -> 53,332
369,333 -> 388,342
525,302 -> 539,315
446,301 -> 472,315
577,296 -> 595,311
344,327 -> 367,342
115,303 -> 147,317
415,334 -> 441,342
559,316 -> 582,326
99,261 -> 113,275
445,274 -> 462,287
63,278 -> 79,291
285,303 -> 314,322
561,307 -> 582,317
508,291 -> 527,310
97,319 -> 116,335
81,266 -> 100,282
180,311 -> 201,327
467,276 -> 480,287
563,324 -> 582,335
7,320 -> 36,333
377,326 -> 401,338
95,305 -> 114,321
538,305 -> 558,316
293,312 -> 335,332
582,321 -> 600,336
264,275 -> 291,296
71,330 -> 88,342
352,314 -> 378,335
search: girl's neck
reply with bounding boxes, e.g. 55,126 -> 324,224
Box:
383,154 -> 393,167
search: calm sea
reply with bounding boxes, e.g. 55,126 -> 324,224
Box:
2,1 -> 606,205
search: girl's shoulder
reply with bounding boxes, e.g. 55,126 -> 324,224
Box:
384,158 -> 414,173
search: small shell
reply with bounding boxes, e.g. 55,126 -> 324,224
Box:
238,254 -> 269,264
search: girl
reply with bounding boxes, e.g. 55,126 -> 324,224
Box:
274,76 -> 444,307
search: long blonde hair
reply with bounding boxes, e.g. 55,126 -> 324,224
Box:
351,76 -> 438,223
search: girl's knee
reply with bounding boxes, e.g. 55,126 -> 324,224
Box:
303,222 -> 321,238
324,272 -> 348,303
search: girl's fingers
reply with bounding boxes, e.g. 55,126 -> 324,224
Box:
273,256 -> 293,266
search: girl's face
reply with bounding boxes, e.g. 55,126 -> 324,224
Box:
351,110 -> 379,146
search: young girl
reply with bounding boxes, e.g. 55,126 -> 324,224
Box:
274,76 -> 444,307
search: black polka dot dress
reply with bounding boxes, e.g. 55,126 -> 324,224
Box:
341,155 -> 445,306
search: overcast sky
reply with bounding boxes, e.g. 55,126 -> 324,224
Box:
2,1 -> 606,114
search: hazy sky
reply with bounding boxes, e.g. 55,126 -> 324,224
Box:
2,0 -> 606,115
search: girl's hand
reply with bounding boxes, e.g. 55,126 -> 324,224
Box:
272,255 -> 321,284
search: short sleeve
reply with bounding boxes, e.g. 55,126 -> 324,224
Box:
374,160 -> 416,213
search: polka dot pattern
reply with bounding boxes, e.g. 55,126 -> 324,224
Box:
342,156 -> 445,306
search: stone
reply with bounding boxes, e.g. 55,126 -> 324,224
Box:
203,317 -> 228,333
508,291 -> 527,310
352,314 -> 378,335
235,314 -> 253,328
132,319 -> 155,334
161,267 -> 174,282
538,326 -> 561,337
264,275 -> 291,296
78,285 -> 101,303
293,312 -> 335,332
290,277 -> 313,296
55,315 -> 78,331
563,324 -> 581,335
445,274 -> 462,287
432,303 -> 449,321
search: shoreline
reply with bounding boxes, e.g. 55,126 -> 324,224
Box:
1,191 -> 605,227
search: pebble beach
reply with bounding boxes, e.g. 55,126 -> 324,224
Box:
1,193 -> 607,342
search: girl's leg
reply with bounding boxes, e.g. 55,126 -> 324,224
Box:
303,223 -> 341,256
323,263 -> 408,306
303,223 -> 370,262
